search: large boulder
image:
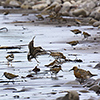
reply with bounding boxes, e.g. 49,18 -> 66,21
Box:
93,21 -> 100,27
59,1 -> 72,16
4,0 -> 22,7
90,7 -> 100,20
32,3 -> 48,11
79,0 -> 96,12
72,8 -> 87,17
56,90 -> 79,100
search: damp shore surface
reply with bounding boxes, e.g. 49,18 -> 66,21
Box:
0,13 -> 100,100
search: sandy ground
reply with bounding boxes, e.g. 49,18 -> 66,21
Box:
0,12 -> 100,100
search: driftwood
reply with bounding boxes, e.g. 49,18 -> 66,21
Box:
4,20 -> 34,24
0,27 -> 8,31
0,46 -> 21,49
0,80 -> 20,83
7,51 -> 27,53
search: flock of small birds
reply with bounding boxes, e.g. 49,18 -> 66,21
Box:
66,29 -> 91,49
3,33 -> 97,84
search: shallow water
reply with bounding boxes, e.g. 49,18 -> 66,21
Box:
0,14 -> 100,100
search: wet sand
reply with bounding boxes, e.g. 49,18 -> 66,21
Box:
0,12 -> 100,100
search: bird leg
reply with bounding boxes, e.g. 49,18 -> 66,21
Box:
7,61 -> 10,66
35,58 -> 40,63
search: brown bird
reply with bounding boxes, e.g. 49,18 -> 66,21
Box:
32,64 -> 40,74
50,65 -> 63,76
45,59 -> 59,67
27,36 -> 45,63
50,52 -> 66,61
67,41 -> 79,48
82,32 -> 91,39
3,11 -> 9,15
70,29 -> 81,35
27,46 -> 44,63
75,19 -> 81,26
35,14 -> 44,20
6,53 -> 14,66
69,66 -> 97,83
3,72 -> 18,83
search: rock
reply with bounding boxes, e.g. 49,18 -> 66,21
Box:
72,8 -> 87,17
90,7 -> 100,20
83,79 -> 95,87
79,0 -> 96,12
79,90 -> 89,93
21,3 -> 32,9
59,1 -> 72,16
93,21 -> 100,27
89,85 -> 100,95
9,0 -> 21,6
56,90 -> 79,100
65,80 -> 80,85
94,63 -> 100,69
43,1 -> 59,11
13,95 -> 20,99
32,3 -> 48,11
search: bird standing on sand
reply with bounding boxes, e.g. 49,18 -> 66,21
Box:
3,11 -> 9,19
6,53 -> 14,66
70,29 -> 81,36
45,59 -> 59,67
50,65 -> 63,76
69,66 -> 97,83
3,72 -> 18,80
3,72 -> 18,84
50,52 -> 66,62
35,14 -> 44,21
32,64 -> 40,74
67,41 -> 79,49
82,32 -> 91,40
75,19 -> 81,26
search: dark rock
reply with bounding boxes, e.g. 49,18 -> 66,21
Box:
89,85 -> 100,95
94,63 -> 100,69
13,95 -> 20,99
83,79 -> 95,87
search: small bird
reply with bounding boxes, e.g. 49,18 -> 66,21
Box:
27,36 -> 45,63
3,72 -> 18,84
67,41 -> 79,49
69,66 -> 97,83
82,32 -> 91,40
50,52 -> 66,61
70,29 -> 81,36
35,14 -> 44,20
75,19 -> 81,26
45,59 -> 59,67
32,65 -> 40,74
3,11 -> 9,15
6,53 -> 14,66
27,46 -> 45,63
50,65 -> 63,76
3,11 -> 9,19
3,72 -> 18,80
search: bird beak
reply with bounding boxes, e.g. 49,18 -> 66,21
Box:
69,68 -> 73,72
33,36 -> 36,40
2,74 -> 4,77
61,69 -> 63,72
